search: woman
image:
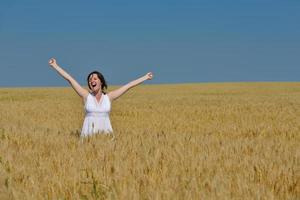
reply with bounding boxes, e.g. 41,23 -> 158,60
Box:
48,58 -> 153,137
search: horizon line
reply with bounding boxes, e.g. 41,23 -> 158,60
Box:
0,80 -> 299,89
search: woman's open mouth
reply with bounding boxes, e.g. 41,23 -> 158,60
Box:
91,83 -> 97,88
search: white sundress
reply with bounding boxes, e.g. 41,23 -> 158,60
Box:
81,93 -> 113,137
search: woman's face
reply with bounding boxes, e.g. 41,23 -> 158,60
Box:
89,74 -> 102,92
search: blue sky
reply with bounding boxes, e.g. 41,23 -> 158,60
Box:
0,0 -> 299,87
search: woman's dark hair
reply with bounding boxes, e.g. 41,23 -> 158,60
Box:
87,71 -> 107,93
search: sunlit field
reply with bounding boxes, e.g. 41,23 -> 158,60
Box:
0,82 -> 299,199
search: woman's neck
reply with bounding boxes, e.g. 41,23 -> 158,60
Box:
92,89 -> 102,96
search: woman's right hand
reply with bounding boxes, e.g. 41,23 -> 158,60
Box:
48,58 -> 58,67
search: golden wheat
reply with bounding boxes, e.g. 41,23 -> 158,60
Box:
0,83 -> 299,199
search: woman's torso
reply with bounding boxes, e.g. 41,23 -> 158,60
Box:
81,93 -> 112,136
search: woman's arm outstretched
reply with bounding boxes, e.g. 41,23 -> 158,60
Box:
108,72 -> 153,101
49,58 -> 89,99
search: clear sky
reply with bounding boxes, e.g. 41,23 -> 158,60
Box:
0,0 -> 299,87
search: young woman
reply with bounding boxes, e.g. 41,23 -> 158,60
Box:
48,58 -> 153,137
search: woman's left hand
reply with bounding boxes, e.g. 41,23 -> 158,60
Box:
145,72 -> 153,80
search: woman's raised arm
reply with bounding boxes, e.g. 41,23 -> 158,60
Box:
108,72 -> 153,101
49,58 -> 89,99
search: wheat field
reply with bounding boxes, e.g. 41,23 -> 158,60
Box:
0,82 -> 299,199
